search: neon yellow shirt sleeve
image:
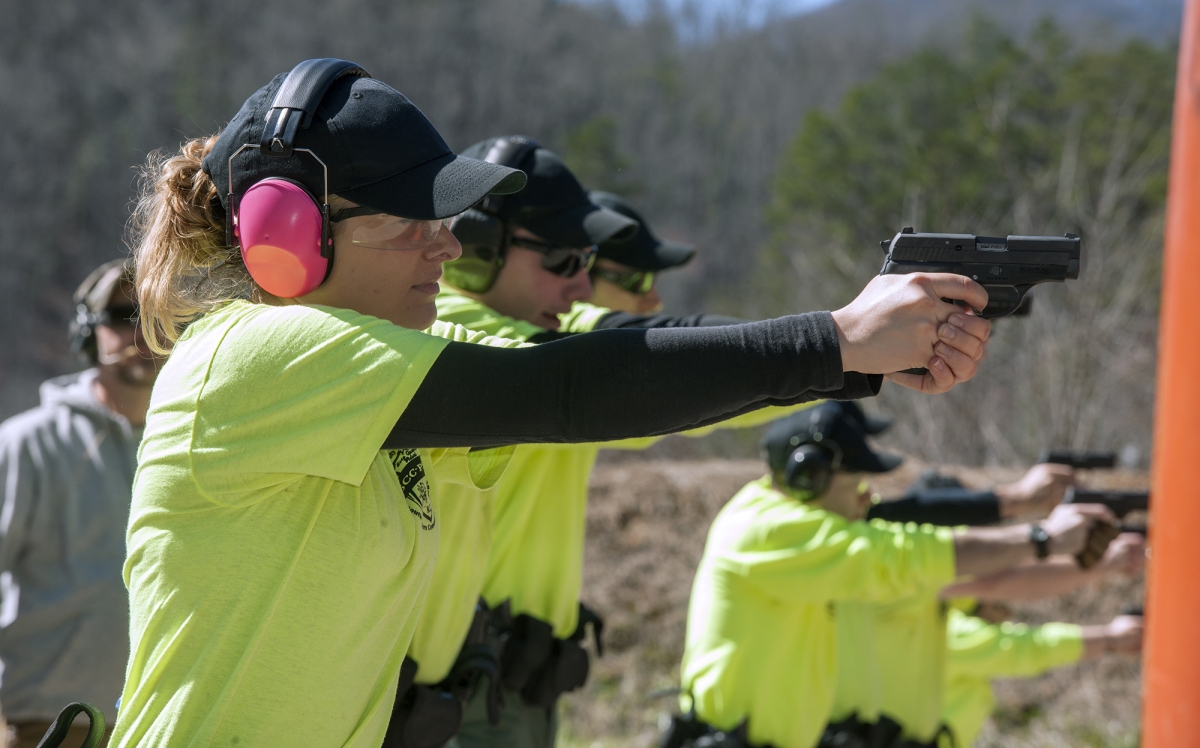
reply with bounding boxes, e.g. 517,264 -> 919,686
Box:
711,498 -> 956,604
945,608 -> 1083,679
185,303 -> 449,500
942,609 -> 1083,745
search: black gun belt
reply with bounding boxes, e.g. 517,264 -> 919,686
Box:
382,598 -> 505,748
659,711 -> 777,748
488,600 -> 605,710
818,714 -> 957,748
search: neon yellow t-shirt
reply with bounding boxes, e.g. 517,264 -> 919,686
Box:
112,302 -> 509,748
871,590 -> 949,741
681,478 -> 955,748
830,601 -> 882,724
942,608 -> 1082,746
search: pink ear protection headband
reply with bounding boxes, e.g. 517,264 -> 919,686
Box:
225,59 -> 369,298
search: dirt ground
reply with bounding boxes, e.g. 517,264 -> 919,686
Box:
558,457 -> 1147,748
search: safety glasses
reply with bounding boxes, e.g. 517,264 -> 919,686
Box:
331,205 -> 452,250
590,267 -> 656,295
508,236 -> 598,278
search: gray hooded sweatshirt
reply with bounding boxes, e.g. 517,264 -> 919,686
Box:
0,370 -> 139,722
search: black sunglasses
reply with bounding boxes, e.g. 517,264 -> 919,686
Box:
508,236 -> 598,278
590,267 -> 656,295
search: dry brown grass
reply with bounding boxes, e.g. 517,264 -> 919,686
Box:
559,458 -> 1147,748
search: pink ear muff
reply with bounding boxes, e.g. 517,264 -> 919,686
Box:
236,178 -> 328,298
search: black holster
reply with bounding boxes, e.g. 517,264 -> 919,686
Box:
492,601 -> 605,710
383,600 -> 506,748
659,712 -> 769,748
818,715 -> 954,748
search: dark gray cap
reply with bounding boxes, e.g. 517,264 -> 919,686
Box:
204,72 -> 526,221
461,138 -> 638,248
763,402 -> 903,475
589,191 -> 695,271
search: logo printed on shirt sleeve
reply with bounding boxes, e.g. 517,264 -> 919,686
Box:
387,449 -> 435,531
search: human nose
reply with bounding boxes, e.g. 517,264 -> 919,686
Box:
427,225 -> 462,262
565,268 -> 593,303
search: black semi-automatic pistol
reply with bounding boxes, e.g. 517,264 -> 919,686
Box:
878,228 -> 1081,319
1038,450 -> 1117,469
1064,488 -> 1150,517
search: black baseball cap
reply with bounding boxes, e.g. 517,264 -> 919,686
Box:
461,138 -> 638,248
763,402 -> 903,476
204,72 -> 526,221
839,401 -> 893,436
588,191 -> 695,271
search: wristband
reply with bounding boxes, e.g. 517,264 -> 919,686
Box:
1029,523 -> 1051,560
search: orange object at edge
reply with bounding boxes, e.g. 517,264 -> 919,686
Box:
1142,0 -> 1200,743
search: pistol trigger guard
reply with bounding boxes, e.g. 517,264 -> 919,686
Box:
980,285 -> 1031,320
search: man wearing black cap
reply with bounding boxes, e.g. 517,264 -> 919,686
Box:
439,137 -> 637,331
582,190 -> 694,315
667,402 -> 1115,748
423,143 -> 821,748
0,259 -> 163,747
556,190 -> 746,333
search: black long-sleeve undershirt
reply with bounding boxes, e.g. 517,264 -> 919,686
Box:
593,311 -> 746,329
866,488 -> 1003,526
524,310 -> 746,343
385,312 -> 881,449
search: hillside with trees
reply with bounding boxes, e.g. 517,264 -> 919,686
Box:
0,0 -> 1181,466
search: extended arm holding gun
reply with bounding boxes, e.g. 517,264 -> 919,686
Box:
878,228 -> 1081,319
1042,450 -> 1149,532
1064,488 -> 1150,518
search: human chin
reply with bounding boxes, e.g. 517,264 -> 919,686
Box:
397,300 -> 438,330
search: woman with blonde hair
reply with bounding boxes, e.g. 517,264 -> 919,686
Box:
113,59 -> 990,747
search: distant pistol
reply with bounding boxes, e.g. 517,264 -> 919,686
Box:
1038,450 -> 1117,469
1064,488 -> 1150,517
878,228 -> 1081,319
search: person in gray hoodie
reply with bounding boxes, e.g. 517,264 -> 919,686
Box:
0,259 -> 164,747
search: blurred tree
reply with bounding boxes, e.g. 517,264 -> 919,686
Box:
762,18 -> 1175,464
562,115 -> 644,195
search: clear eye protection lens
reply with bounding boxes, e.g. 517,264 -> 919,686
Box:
348,216 -> 452,251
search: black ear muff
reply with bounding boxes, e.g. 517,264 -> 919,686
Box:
784,444 -> 834,497
443,136 -> 542,294
69,303 -> 101,364
445,209 -> 507,293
